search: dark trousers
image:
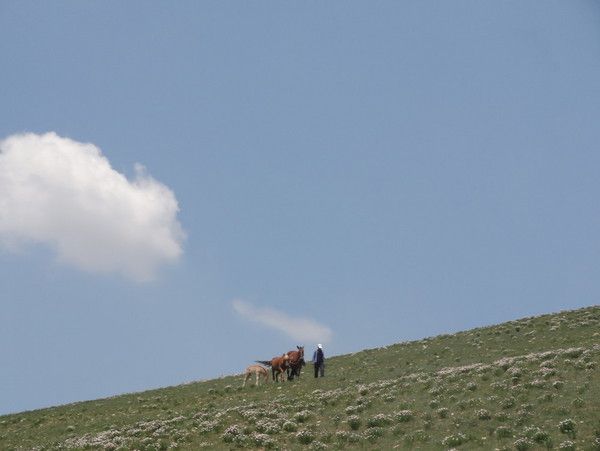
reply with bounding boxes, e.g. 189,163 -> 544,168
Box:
314,363 -> 324,378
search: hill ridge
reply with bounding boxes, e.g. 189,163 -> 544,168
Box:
2,305 -> 599,450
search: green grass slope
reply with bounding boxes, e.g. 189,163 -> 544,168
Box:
2,306 -> 599,450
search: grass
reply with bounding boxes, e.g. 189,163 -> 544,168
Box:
1,305 -> 599,450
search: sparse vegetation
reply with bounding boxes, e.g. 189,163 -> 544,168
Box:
1,305 -> 599,449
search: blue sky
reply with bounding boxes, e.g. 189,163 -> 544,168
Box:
1,1 -> 600,415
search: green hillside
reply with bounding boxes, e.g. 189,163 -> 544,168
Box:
2,306 -> 599,450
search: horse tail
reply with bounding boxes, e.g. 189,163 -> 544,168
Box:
255,360 -> 272,367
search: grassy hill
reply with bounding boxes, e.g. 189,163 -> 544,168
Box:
1,306 -> 599,450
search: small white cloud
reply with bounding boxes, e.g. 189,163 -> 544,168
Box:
232,299 -> 333,344
0,132 -> 185,281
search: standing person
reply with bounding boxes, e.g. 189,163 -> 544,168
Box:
312,344 -> 325,378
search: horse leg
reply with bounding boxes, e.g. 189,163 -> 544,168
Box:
242,372 -> 249,388
255,371 -> 259,387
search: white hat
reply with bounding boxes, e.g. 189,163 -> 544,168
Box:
318,344 -> 322,349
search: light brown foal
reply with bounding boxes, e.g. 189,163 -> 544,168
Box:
242,364 -> 269,387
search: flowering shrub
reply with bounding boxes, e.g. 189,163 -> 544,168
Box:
523,426 -> 551,445
335,430 -> 362,443
394,410 -> 414,423
491,381 -> 507,391
516,410 -> 533,426
294,410 -> 312,423
296,430 -> 316,444
355,397 -> 371,409
316,388 -> 345,405
437,407 -> 449,418
367,413 -> 391,428
428,386 -> 443,396
221,425 -> 243,443
251,432 -> 275,449
348,432 -> 362,443
558,440 -> 576,450
539,367 -> 557,379
562,348 -> 584,359
347,415 -> 361,430
345,405 -> 359,415
528,379 -> 545,389
514,437 -> 534,450
508,367 -> 523,379
559,419 -> 576,435
334,430 -> 350,442
501,397 -> 516,409
364,426 -> 384,442
442,432 -> 467,447
283,420 -> 298,432
476,409 -> 491,420
193,412 -> 210,421
197,420 -> 220,434
255,419 -> 281,434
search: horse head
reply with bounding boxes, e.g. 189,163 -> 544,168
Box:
296,346 -> 304,359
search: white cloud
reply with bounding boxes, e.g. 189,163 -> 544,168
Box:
0,132 -> 185,281
232,299 -> 333,344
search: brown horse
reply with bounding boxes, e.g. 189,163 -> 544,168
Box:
256,353 -> 290,382
286,346 -> 305,380
242,364 -> 269,387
